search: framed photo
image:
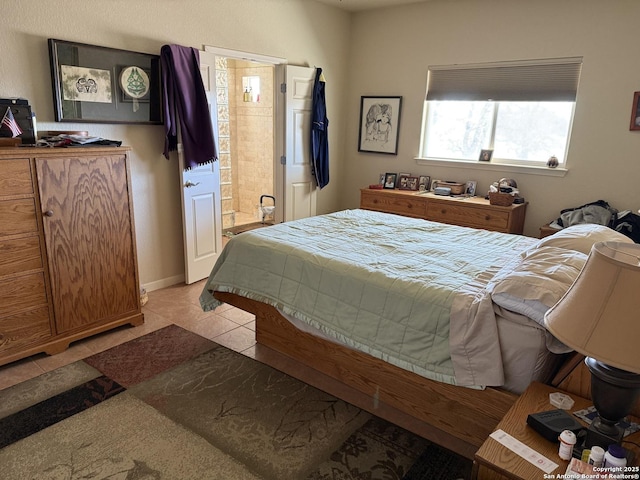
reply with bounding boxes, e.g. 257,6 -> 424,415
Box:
398,176 -> 419,191
479,149 -> 493,162
630,91 -> 640,131
48,39 -> 162,124
418,175 -> 431,192
430,179 -> 442,192
396,172 -> 410,188
465,180 -> 478,196
378,173 -> 386,185
358,96 -> 402,155
383,173 -> 397,189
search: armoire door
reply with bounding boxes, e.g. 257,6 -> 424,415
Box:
36,153 -> 140,334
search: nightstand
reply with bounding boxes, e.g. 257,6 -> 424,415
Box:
472,382 -> 640,479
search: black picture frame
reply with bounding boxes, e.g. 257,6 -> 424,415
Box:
383,173 -> 397,189
630,91 -> 640,131
48,39 -> 162,124
418,175 -> 431,192
479,149 -> 493,162
358,96 -> 402,154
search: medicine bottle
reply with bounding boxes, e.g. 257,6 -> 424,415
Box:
603,444 -> 627,469
558,430 -> 576,460
588,446 -> 605,468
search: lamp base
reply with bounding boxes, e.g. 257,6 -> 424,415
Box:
584,420 -> 624,450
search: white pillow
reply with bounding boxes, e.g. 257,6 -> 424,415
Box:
534,223 -> 633,255
490,246 -> 587,353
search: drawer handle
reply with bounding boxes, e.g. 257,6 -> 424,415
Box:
44,210 -> 54,217
441,209 -> 447,214
485,215 -> 491,221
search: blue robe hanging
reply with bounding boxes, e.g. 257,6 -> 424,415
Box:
311,68 -> 329,189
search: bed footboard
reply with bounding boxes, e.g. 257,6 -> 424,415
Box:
214,291 -> 517,459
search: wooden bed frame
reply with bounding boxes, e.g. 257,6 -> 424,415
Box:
214,291 -> 640,461
215,291 -> 535,459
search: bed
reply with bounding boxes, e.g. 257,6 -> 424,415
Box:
200,209 -> 633,458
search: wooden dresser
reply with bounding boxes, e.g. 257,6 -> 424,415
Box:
360,188 -> 527,234
0,146 -> 143,366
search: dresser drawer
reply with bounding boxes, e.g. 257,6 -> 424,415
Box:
0,159 -> 33,196
0,306 -> 52,354
0,236 -> 43,277
0,198 -> 38,237
361,191 -> 427,218
427,203 -> 510,231
0,272 -> 48,318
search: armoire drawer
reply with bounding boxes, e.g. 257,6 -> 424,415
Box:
0,236 -> 42,277
0,272 -> 48,318
0,306 -> 52,354
0,198 -> 38,237
0,158 -> 33,196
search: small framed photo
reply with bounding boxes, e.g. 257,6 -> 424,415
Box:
383,173 -> 397,189
378,173 -> 386,185
418,175 -> 431,192
398,175 -> 419,191
396,172 -> 410,188
465,180 -> 478,196
358,96 -> 402,155
479,149 -> 493,162
630,91 -> 640,131
430,179 -> 442,192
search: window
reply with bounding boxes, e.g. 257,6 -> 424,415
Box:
419,58 -> 582,167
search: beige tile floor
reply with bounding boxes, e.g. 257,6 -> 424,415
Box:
0,280 -> 257,392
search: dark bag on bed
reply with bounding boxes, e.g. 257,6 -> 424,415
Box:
556,200 -> 617,228
612,211 -> 640,243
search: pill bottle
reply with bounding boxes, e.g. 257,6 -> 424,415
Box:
588,445 -> 605,468
603,444 -> 627,469
558,430 -> 576,461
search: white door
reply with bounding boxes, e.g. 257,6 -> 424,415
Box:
282,65 -> 317,221
179,49 -> 223,284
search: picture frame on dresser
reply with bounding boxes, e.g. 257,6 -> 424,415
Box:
383,173 -> 397,189
418,176 -> 431,192
630,91 -> 640,131
358,96 -> 402,154
48,39 -> 162,124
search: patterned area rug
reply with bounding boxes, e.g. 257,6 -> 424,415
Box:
0,325 -> 472,479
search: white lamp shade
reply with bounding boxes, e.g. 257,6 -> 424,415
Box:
544,241 -> 640,374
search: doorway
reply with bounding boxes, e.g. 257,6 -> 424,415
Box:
213,56 -> 276,233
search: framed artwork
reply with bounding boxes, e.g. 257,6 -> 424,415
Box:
465,180 -> 477,196
378,173 -> 386,185
383,173 -> 397,189
479,149 -> 493,162
358,96 -> 402,154
48,39 -> 162,124
418,175 -> 431,192
630,91 -> 640,131
430,179 -> 442,192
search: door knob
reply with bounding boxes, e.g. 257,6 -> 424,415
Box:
184,180 -> 200,188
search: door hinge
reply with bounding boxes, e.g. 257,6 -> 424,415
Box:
280,155 -> 286,165
280,83 -> 286,94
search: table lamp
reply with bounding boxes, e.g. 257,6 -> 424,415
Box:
544,241 -> 640,449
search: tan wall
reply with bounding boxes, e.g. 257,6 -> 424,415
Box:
0,0 -> 351,289
345,0 -> 640,237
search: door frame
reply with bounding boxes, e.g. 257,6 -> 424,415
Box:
204,45 -> 287,223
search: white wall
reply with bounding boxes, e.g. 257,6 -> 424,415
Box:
0,0 -> 351,290
345,0 -> 640,237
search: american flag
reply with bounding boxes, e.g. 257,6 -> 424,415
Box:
1,107 -> 23,138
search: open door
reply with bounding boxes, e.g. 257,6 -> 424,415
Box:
282,65 -> 317,221
179,49 -> 223,284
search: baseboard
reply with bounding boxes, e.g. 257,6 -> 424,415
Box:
142,274 -> 185,292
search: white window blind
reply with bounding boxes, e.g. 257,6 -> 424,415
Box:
426,57 -> 583,102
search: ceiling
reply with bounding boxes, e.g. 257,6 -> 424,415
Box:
314,0 -> 430,12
